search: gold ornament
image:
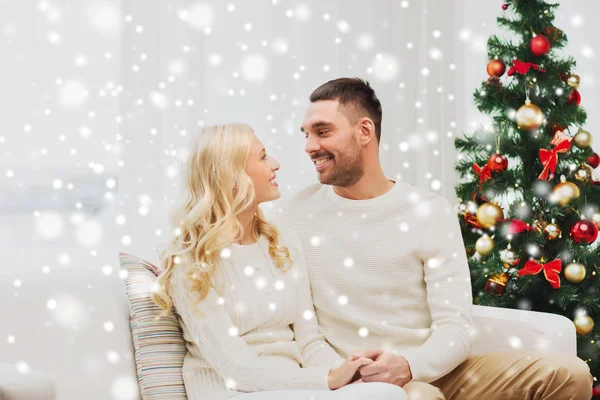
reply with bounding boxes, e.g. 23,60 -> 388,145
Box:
564,262 -> 586,283
476,202 -> 504,229
475,234 -> 495,257
574,315 -> 594,335
567,74 -> 580,89
500,248 -> 520,267
551,178 -> 580,206
532,219 -> 545,233
543,222 -> 561,240
592,212 -> 600,230
574,164 -> 593,182
573,129 -> 593,149
516,100 -> 544,131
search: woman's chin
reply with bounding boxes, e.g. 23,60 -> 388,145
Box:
269,188 -> 281,200
257,190 -> 281,204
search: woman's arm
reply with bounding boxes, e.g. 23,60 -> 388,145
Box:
170,275 -> 332,393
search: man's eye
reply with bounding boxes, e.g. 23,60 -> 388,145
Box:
319,131 -> 329,135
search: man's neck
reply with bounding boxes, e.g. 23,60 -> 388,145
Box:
332,169 -> 395,200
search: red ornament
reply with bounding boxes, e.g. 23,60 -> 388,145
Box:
487,153 -> 508,172
570,220 -> 599,245
530,34 -> 551,56
587,153 -> 600,169
567,89 -> 581,105
502,3 -> 509,10
487,59 -> 506,77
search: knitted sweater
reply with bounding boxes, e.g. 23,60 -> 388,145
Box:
170,230 -> 344,400
278,180 -> 474,383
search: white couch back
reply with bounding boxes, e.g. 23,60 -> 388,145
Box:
1,269 -> 577,400
1,269 -> 139,400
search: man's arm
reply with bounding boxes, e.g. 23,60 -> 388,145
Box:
354,196 -> 474,384
395,196 -> 474,382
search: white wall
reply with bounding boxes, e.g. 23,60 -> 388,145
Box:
119,0 -> 464,265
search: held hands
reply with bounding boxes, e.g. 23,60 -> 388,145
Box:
327,356 -> 373,390
350,349 -> 413,387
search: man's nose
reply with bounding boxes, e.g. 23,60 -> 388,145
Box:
305,134 -> 320,154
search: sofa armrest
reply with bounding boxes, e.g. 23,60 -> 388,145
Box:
0,363 -> 56,400
471,305 -> 577,356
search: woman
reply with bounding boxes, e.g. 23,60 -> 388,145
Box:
152,124 -> 407,400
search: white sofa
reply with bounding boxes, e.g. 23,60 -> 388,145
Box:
0,268 -> 577,400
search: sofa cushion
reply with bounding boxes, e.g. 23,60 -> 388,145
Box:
119,252 -> 188,399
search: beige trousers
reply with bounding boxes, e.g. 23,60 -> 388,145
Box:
403,352 -> 593,400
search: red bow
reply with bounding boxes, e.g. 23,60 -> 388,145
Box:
538,138 -> 571,180
517,259 -> 562,289
473,163 -> 492,183
508,219 -> 531,235
507,60 -> 547,76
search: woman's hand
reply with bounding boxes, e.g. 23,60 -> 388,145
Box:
327,356 -> 373,390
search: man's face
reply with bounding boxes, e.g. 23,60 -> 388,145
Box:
301,100 -> 364,187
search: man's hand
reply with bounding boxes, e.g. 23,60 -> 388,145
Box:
351,349 -> 413,387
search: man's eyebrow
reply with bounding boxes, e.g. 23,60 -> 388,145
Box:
300,121 -> 332,133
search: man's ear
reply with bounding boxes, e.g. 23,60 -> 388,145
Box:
358,117 -> 376,145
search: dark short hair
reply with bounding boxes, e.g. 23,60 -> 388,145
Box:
309,78 -> 383,142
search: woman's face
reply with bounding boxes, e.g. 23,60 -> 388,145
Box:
246,135 -> 280,204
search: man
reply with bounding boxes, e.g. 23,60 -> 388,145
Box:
279,77 -> 593,399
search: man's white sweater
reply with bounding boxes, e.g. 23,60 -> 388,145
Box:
279,180 -> 474,383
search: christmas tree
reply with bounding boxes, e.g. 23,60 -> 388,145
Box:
453,0 -> 600,390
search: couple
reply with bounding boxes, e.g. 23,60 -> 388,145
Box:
153,78 -> 593,400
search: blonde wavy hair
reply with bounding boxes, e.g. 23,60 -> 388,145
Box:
152,123 -> 292,318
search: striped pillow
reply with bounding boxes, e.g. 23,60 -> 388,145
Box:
119,252 -> 188,399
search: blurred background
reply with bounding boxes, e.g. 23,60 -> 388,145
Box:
0,1 -> 598,399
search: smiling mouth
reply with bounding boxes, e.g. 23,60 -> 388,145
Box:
269,176 -> 278,186
313,156 -> 333,170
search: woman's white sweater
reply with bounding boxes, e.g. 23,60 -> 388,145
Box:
170,230 -> 344,400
